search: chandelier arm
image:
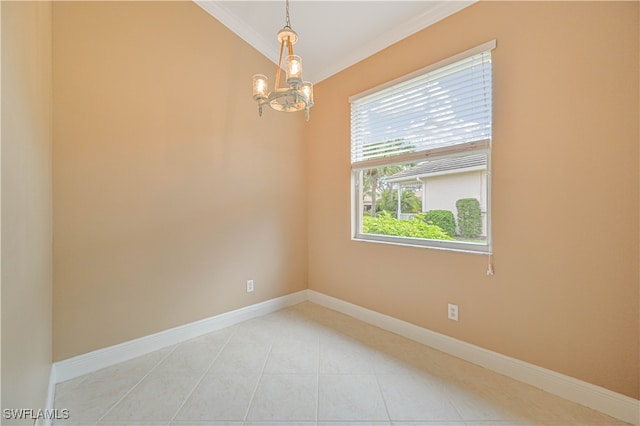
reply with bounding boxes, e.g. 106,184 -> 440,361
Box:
275,37 -> 286,89
287,36 -> 294,56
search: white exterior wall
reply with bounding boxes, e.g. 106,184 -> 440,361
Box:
422,170 -> 487,236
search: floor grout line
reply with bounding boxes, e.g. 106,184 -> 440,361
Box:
242,343 -> 273,423
373,372 -> 393,423
93,344 -> 178,425
315,335 -> 321,423
167,331 -> 234,425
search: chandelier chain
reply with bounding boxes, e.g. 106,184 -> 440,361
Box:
285,0 -> 291,28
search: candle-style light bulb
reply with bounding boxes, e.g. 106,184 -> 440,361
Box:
285,55 -> 302,87
300,81 -> 314,107
252,74 -> 268,100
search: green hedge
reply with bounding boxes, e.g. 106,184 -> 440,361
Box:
456,198 -> 482,238
423,210 -> 456,237
363,211 -> 452,240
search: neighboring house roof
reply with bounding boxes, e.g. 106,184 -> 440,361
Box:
386,153 -> 487,183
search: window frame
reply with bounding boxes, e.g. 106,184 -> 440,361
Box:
349,41 -> 496,255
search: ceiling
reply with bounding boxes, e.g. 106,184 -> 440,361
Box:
194,1 -> 476,83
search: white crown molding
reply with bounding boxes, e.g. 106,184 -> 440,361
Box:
311,1 -> 477,82
194,0 -> 280,65
194,0 -> 477,83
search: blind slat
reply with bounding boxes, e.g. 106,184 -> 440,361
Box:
351,43 -> 494,164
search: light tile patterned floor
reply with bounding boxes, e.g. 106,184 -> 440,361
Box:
54,302 -> 629,425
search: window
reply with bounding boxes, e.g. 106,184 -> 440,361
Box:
350,40 -> 495,253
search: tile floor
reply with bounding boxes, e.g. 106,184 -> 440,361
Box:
54,302 -> 629,426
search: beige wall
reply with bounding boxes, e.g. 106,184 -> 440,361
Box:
307,1 -> 639,399
52,1 -> 307,361
35,0 -> 640,403
1,0 -> 53,420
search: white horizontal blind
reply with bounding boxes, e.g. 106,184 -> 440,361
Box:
351,43 -> 494,168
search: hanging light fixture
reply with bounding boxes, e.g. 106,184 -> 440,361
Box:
252,0 -> 314,121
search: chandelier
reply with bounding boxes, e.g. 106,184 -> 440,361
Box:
252,0 -> 314,121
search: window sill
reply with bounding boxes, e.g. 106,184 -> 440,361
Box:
352,233 -> 492,255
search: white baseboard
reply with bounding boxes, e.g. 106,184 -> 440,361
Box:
54,290 -> 307,384
37,365 -> 57,426
50,288 -> 639,426
307,289 -> 640,426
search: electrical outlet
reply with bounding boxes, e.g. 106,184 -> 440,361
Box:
246,279 -> 254,293
448,303 -> 459,321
